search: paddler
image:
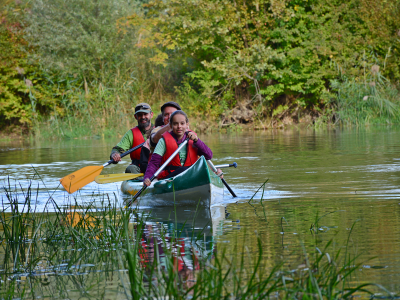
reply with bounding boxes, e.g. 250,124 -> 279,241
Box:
137,101 -> 182,171
143,110 -> 222,186
149,101 -> 182,149
110,103 -> 154,174
135,113 -> 164,172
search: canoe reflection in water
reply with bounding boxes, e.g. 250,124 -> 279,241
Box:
135,205 -> 225,288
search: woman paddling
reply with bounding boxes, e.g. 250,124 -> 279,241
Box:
143,110 -> 219,186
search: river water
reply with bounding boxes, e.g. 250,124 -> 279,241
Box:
1,126 -> 400,297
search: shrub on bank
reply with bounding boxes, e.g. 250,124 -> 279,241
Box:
0,7 -> 56,130
331,79 -> 400,125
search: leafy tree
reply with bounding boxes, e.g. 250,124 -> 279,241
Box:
123,0 -> 400,116
24,0 -> 142,81
0,4 -> 56,128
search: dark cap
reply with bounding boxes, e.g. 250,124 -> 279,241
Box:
135,103 -> 152,115
160,101 -> 181,113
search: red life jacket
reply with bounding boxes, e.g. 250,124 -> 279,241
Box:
157,131 -> 198,179
129,127 -> 145,163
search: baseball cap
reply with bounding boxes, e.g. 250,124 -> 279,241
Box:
135,103 -> 152,114
160,101 -> 181,113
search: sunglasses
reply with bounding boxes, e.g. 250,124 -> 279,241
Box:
135,104 -> 151,112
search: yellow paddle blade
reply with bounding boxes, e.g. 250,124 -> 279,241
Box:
60,166 -> 104,194
95,173 -> 144,184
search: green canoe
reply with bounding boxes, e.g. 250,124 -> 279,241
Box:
121,156 -> 224,207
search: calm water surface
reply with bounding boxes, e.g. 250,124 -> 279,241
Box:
1,126 -> 400,297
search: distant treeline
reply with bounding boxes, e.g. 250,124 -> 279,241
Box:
1,0 -> 400,137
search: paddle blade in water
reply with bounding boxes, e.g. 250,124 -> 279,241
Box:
95,173 -> 144,184
60,166 -> 104,194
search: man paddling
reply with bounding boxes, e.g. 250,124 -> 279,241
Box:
110,103 -> 154,173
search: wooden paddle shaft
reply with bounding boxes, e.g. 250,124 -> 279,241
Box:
103,142 -> 145,167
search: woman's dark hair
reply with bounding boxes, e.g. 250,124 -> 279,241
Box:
169,110 -> 189,125
155,114 -> 164,127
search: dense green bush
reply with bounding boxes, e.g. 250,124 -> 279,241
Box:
24,0 -> 142,81
19,0 -> 182,137
0,18 -> 32,126
1,0 -> 153,133
123,0 -> 400,120
0,4 -> 56,129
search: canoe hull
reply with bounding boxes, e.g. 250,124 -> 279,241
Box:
121,156 -> 224,207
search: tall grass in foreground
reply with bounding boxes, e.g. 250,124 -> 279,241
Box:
0,180 -> 47,274
0,181 -> 394,299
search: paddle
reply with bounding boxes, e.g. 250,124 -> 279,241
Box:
94,162 -> 237,184
126,137 -> 190,207
95,173 -> 144,184
96,162 -> 237,184
207,160 -> 237,197
215,162 -> 237,169
60,142 -> 145,194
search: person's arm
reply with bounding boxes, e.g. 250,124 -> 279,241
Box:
186,131 -> 212,160
143,138 -> 167,186
143,154 -> 163,186
150,125 -> 171,147
110,130 -> 134,162
188,133 -> 220,177
193,139 -> 213,160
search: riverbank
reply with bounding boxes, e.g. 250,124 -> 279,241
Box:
3,96 -> 399,141
0,111 -> 393,141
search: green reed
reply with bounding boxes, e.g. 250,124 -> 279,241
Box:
0,182 -> 139,298
330,73 -> 400,126
0,181 -> 395,299
0,180 -> 46,274
119,213 -> 390,299
120,229 -> 386,299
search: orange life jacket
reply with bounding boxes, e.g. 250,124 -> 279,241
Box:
129,127 -> 145,164
157,131 -> 198,179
